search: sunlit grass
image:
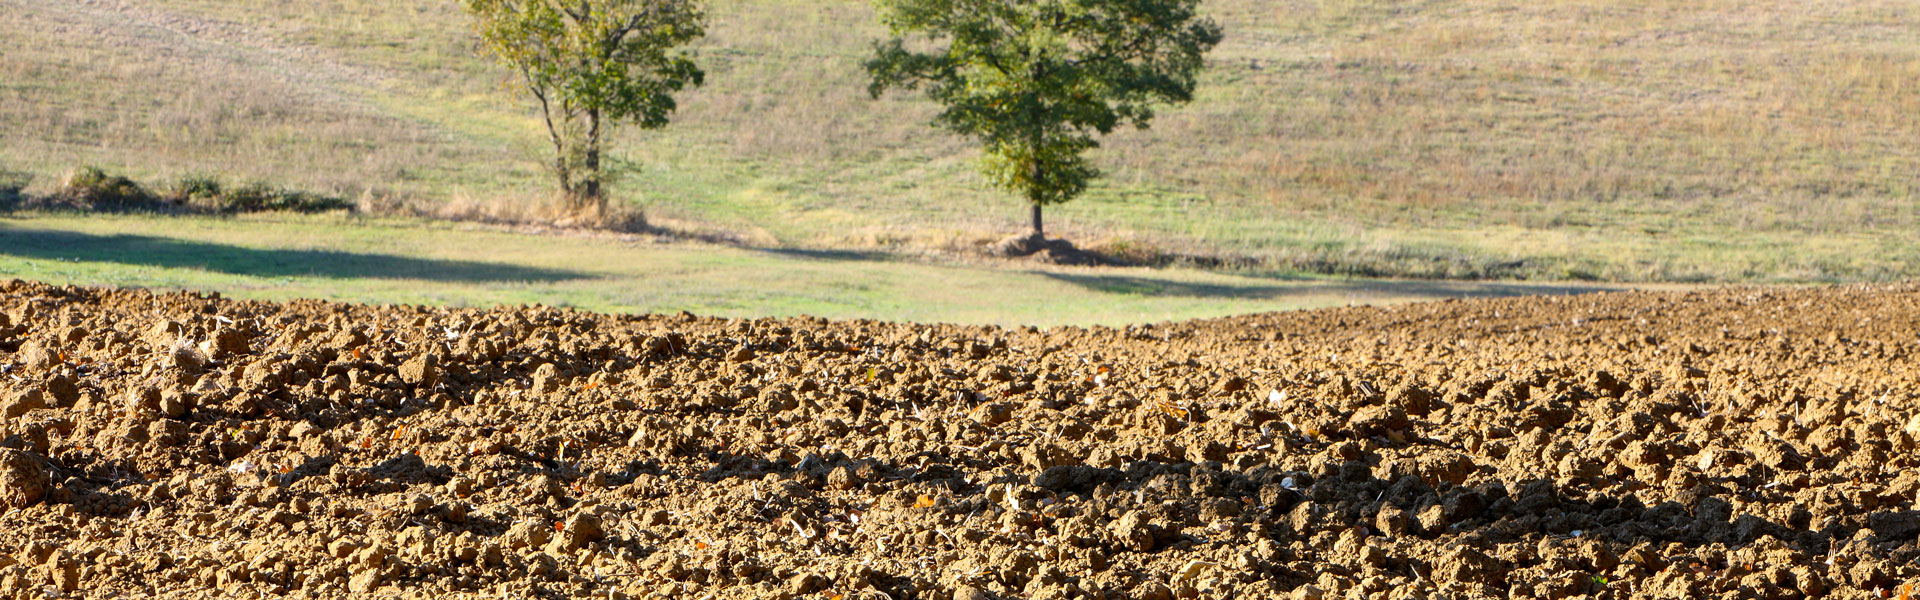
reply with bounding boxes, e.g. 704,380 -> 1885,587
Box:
0,212 -> 1655,326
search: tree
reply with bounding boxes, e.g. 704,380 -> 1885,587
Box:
866,0 -> 1221,239
463,0 -> 705,220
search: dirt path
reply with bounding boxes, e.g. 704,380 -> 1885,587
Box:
0,279 -> 1916,598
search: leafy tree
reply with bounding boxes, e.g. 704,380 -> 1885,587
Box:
867,0 -> 1222,239
463,0 -> 705,220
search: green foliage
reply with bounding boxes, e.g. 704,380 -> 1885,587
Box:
166,174 -> 352,214
0,170 -> 29,210
60,166 -> 156,209
209,182 -> 354,214
462,0 -> 706,217
24,167 -> 350,214
166,174 -> 224,205
867,0 -> 1222,230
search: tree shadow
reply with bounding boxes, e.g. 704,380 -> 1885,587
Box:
754,247 -> 896,263
1037,271 -> 1631,301
0,224 -> 590,283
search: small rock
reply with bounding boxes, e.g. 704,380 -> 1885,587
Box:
146,320 -> 184,348
288,421 -> 316,440
40,375 -> 78,407
207,327 -> 251,358
442,501 -> 470,523
1748,437 -> 1805,471
551,513 -> 604,553
1433,546 -> 1503,585
1111,511 -> 1156,552
971,402 -> 1015,427
1416,504 -> 1447,535
1346,405 -> 1409,437
500,518 -> 552,550
328,539 -> 364,559
347,569 -> 382,593
353,544 -> 392,572
980,364 -> 1016,382
1358,545 -> 1387,569
16,341 -> 58,371
1374,505 -> 1410,537
1387,385 -> 1434,416
827,466 -> 860,491
1138,581 -> 1174,600
1213,376 -> 1249,394
2,390 -> 44,419
531,364 -> 562,395
399,354 -> 440,389
0,449 -> 49,510
952,585 -> 990,600
40,554 -> 78,591
127,386 -> 163,413
1292,584 -> 1325,600
524,551 -> 557,578
242,361 -> 284,390
147,420 -> 189,446
404,494 -> 433,515
1791,566 -> 1825,597
788,572 -> 828,595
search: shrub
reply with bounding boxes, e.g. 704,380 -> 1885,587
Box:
58,166 -> 156,209
164,175 -> 353,214
0,170 -> 29,210
215,181 -> 354,213
35,167 -> 352,215
165,174 -> 224,206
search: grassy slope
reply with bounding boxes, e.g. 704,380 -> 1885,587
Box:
0,212 -> 1631,326
2,0 -> 1917,282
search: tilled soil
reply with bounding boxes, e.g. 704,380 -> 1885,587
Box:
1,279 -> 1918,599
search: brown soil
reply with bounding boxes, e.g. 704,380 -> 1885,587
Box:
1,279 -> 1918,599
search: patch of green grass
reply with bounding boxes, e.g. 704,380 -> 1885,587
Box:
0,213 -> 1643,326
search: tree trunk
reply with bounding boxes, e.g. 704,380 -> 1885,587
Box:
1028,151 -> 1045,238
580,107 -> 605,218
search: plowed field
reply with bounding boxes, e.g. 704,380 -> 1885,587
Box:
1,279 -> 1917,599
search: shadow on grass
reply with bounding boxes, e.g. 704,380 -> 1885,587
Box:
0,224 -> 589,283
1038,272 -> 1629,300
754,247 -> 896,262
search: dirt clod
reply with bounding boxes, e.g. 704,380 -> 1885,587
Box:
0,282 -> 1918,598
1,390 -> 43,419
0,450 -> 48,510
398,353 -> 439,389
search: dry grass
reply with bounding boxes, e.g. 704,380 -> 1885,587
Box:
2,0 -> 1917,282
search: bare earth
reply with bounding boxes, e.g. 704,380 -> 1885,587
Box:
0,279 -> 1917,599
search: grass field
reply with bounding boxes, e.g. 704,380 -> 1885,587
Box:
0,212 -> 1638,326
2,0 -> 1917,282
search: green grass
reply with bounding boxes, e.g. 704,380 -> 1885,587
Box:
2,0 -> 1917,282
0,212 -> 1639,326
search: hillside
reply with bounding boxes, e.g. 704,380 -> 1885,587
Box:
3,0 -> 1918,281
